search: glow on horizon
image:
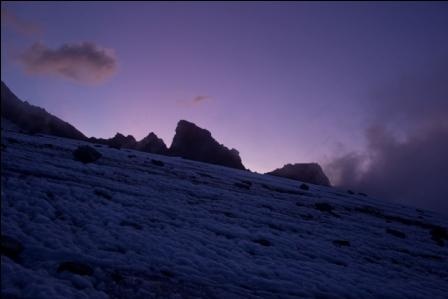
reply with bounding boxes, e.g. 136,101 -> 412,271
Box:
2,2 -> 448,182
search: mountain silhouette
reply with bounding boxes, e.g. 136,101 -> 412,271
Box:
2,81 -> 331,177
1,81 -> 87,140
1,82 -> 243,169
89,133 -> 137,149
136,132 -> 168,155
169,120 -> 245,170
90,132 -> 168,154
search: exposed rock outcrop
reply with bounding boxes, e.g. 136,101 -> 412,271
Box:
266,163 -> 331,186
57,261 -> 94,276
1,81 -> 87,140
1,235 -> 24,262
90,133 -> 137,149
169,120 -> 245,170
73,145 -> 102,163
136,132 -> 168,154
90,132 -> 168,154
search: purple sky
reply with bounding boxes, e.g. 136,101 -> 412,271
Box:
2,2 -> 448,211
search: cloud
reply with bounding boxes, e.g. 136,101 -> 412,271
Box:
18,42 -> 117,84
325,61 -> 448,214
327,123 -> 448,213
193,95 -> 211,103
177,95 -> 212,107
1,8 -> 42,36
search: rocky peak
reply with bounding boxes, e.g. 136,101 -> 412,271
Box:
266,163 -> 331,186
106,133 -> 137,149
136,132 -> 168,154
1,81 -> 87,140
169,120 -> 245,170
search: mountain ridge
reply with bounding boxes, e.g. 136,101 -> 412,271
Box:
1,81 -> 87,141
1,81 -> 330,183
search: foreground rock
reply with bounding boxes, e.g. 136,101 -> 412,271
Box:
266,163 -> 331,186
73,146 -> 102,163
169,120 -> 245,170
57,261 -> 93,276
1,235 -> 23,262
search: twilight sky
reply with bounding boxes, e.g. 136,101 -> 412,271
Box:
2,2 -> 448,212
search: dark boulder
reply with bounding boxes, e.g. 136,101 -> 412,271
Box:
169,120 -> 245,170
151,159 -> 164,167
94,188 -> 112,200
314,202 -> 334,212
332,240 -> 351,247
300,183 -> 310,190
430,226 -> 447,246
57,261 -> 93,276
234,181 -> 251,190
73,145 -> 102,163
120,220 -> 143,230
266,163 -> 331,187
1,235 -> 23,261
386,228 -> 407,239
1,291 -> 20,299
253,239 -> 271,247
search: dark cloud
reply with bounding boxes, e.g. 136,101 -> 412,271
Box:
370,60 -> 448,127
325,62 -> 448,214
327,123 -> 448,212
19,42 -> 117,84
1,8 -> 42,36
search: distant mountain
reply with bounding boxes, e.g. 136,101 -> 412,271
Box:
136,132 -> 168,155
3,82 -> 330,174
1,81 -> 87,140
169,120 -> 245,170
90,132 -> 168,154
266,163 -> 331,186
1,81 -> 169,156
1,81 -> 244,168
89,121 -> 245,169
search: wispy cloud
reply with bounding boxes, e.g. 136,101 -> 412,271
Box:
193,95 -> 211,103
177,95 -> 212,107
1,8 -> 42,37
19,42 -> 117,84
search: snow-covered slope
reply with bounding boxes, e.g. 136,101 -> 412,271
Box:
1,129 -> 447,299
